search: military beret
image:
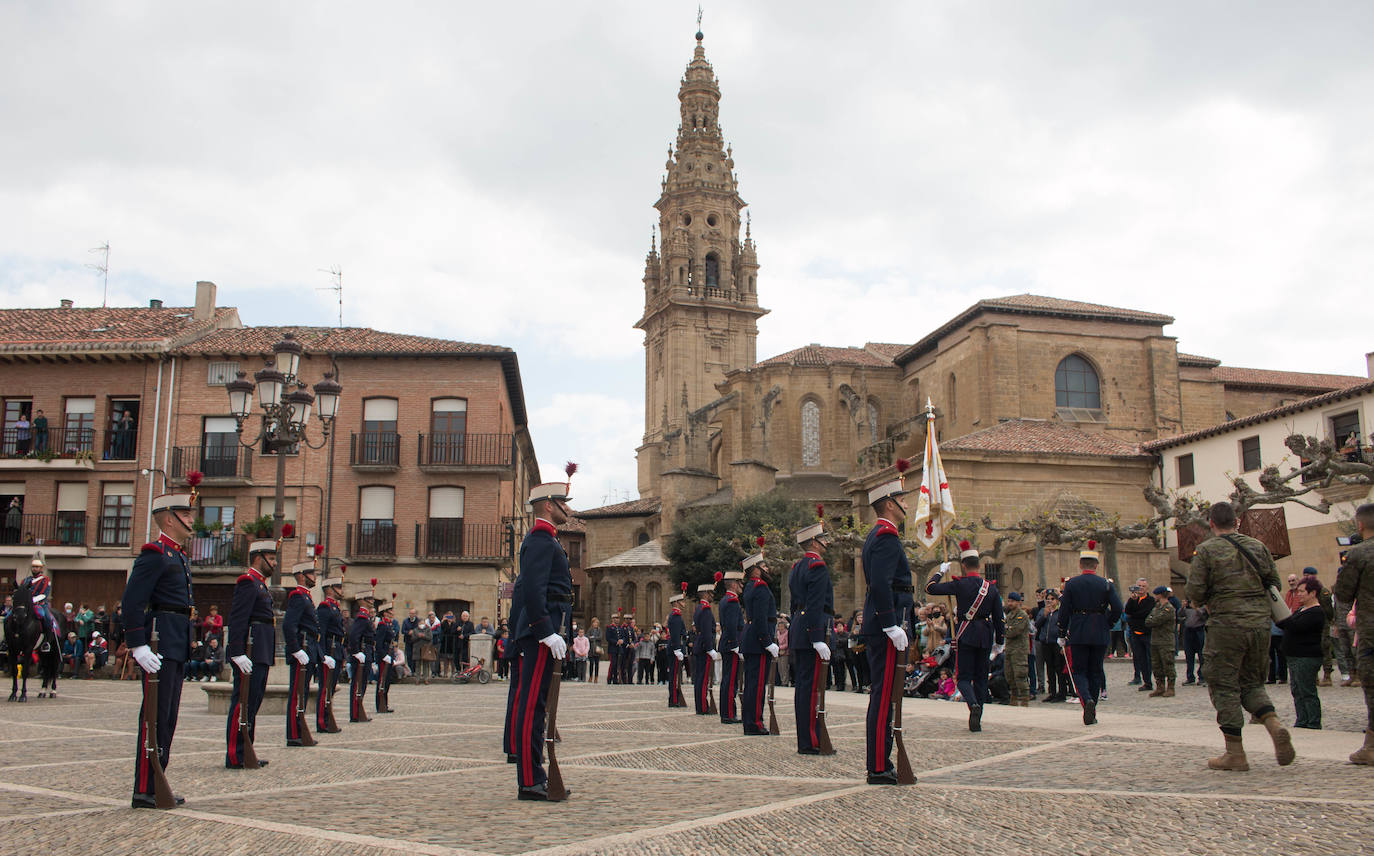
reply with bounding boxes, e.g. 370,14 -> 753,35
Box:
1301,566 -> 1319,575
1007,591 -> 1023,601
1152,585 -> 1169,595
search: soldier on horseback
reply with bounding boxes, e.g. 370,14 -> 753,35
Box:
20,554 -> 61,651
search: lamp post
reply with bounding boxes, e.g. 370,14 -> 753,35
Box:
225,332 -> 342,586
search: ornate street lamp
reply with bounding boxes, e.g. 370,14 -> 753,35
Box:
225,332 -> 341,586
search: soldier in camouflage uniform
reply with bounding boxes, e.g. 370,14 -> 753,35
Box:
1333,502 -> 1374,765
1146,586 -> 1177,698
1185,502 -> 1295,771
1002,592 -> 1031,706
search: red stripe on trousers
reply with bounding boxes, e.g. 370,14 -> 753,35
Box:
757,655 -> 767,725
873,642 -> 894,772
136,672 -> 150,792
519,645 -> 548,786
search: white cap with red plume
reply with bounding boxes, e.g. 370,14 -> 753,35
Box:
742,535 -> 766,569
670,580 -> 687,603
867,458 -> 911,506
959,539 -> 980,560
1079,540 -> 1101,562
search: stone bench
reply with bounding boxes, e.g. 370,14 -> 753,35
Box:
203,681 -> 321,715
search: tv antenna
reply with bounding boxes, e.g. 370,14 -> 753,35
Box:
87,242 -> 110,307
317,266 -> 343,327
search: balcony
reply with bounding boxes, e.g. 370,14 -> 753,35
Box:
350,432 -> 400,470
0,513 -> 87,553
170,445 -> 252,482
347,521 -> 397,559
415,521 -> 507,561
187,532 -> 250,567
0,427 -> 103,469
416,432 -> 514,471
103,427 -> 139,461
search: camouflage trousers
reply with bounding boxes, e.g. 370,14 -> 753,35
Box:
1202,625 -> 1275,735
1150,645 -> 1176,682
1004,647 -> 1029,700
1359,629 -> 1374,730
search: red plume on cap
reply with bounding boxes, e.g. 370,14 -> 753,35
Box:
565,461 -> 578,478
1087,539 -> 1097,550
370,577 -> 378,588
281,523 -> 294,538
713,571 -> 723,583
681,581 -> 688,593
340,564 -> 347,575
755,535 -> 765,547
895,458 -> 911,473
186,471 -> 203,487
816,504 -> 824,519
313,543 -> 324,556
392,591 -> 398,600
959,540 -> 972,551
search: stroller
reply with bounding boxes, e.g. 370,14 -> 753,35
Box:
905,642 -> 952,697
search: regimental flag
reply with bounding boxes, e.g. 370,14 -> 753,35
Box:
912,398 -> 955,549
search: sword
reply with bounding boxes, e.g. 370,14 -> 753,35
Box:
140,629 -> 176,808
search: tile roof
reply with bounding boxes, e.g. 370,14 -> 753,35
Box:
753,343 -> 896,369
574,497 -> 662,519
174,326 -> 510,357
896,294 -> 1174,365
863,342 -> 908,361
1177,353 -> 1222,368
556,516 -> 587,534
0,305 -> 239,354
941,419 -> 1148,459
1209,365 -> 1367,392
1145,379 -> 1374,452
587,539 -> 670,570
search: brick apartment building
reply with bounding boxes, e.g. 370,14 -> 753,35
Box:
0,282 -> 539,627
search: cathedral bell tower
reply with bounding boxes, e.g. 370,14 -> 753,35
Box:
635,28 -> 767,499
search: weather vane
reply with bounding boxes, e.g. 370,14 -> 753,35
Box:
697,5 -> 703,33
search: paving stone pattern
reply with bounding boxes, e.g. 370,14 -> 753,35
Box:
0,659 -> 1367,856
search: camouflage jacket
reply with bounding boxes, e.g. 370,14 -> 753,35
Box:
1334,538 -> 1374,636
1185,533 -> 1280,630
1003,606 -> 1030,652
1144,601 -> 1176,645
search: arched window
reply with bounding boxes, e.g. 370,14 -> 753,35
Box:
867,401 -> 880,444
597,580 -> 613,622
704,253 -> 720,288
646,582 -> 663,621
800,400 -> 822,467
637,531 -> 650,546
1055,354 -> 1101,409
621,581 -> 637,617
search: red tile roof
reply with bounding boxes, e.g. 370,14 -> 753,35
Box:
174,326 -> 510,357
753,343 -> 896,369
863,342 -> 908,361
1177,353 -> 1221,368
574,497 -> 661,519
0,305 -> 239,354
1209,365 -> 1366,392
1145,380 -> 1374,452
896,294 -> 1174,365
942,419 -> 1147,459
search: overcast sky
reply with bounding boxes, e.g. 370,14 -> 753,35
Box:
3,2 -> 1371,506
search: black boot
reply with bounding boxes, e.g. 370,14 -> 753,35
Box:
969,705 -> 983,733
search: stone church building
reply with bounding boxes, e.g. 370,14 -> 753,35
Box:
573,32 -> 1367,627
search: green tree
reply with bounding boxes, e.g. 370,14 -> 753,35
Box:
665,491 -> 808,599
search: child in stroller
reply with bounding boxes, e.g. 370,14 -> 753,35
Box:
906,642 -> 953,697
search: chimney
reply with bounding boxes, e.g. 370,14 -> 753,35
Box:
60,299 -> 73,309
1367,351 -> 1373,379
149,298 -> 163,309
193,281 -> 216,321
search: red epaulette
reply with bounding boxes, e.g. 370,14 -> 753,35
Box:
141,542 -> 165,554
754,579 -> 768,587
236,573 -> 255,584
875,521 -> 899,538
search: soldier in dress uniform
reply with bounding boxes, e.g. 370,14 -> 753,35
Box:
1146,585 -> 1178,698
315,574 -> 346,733
740,544 -> 779,735
692,581 -> 720,715
374,600 -> 397,714
282,559 -> 320,746
347,586 -> 377,723
789,518 -> 834,754
667,584 -> 689,708
1056,541 -> 1123,726
861,476 -> 916,784
717,570 -> 746,724
225,538 -> 277,768
122,490 -> 197,808
509,478 -> 574,801
926,540 -> 1005,733
21,554 -> 61,647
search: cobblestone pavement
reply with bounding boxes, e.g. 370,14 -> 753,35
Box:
0,659 -> 1368,855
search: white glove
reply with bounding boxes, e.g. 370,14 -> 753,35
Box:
231,655 -> 252,674
813,641 -> 831,661
324,655 -> 336,669
991,644 -> 1005,658
130,644 -> 162,673
939,562 -> 953,576
765,643 -> 779,658
708,649 -> 721,662
539,633 -> 568,660
383,655 -> 392,664
734,648 -> 744,660
353,652 -> 366,663
674,650 -> 686,661
1057,637 -> 1067,648
883,625 -> 909,651
292,650 -> 309,665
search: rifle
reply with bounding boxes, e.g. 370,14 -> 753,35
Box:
544,663 -> 567,801
816,653 -> 834,755
892,624 -> 914,784
237,628 -> 260,769
707,657 -> 718,715
140,629 -> 175,808
352,652 -> 371,722
294,649 -> 316,746
767,653 -> 780,735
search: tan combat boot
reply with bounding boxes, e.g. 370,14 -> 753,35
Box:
1163,679 -> 1175,697
1148,682 -> 1165,697
1318,670 -> 1333,687
1350,730 -> 1374,765
1260,712 -> 1296,766
1207,735 -> 1249,771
